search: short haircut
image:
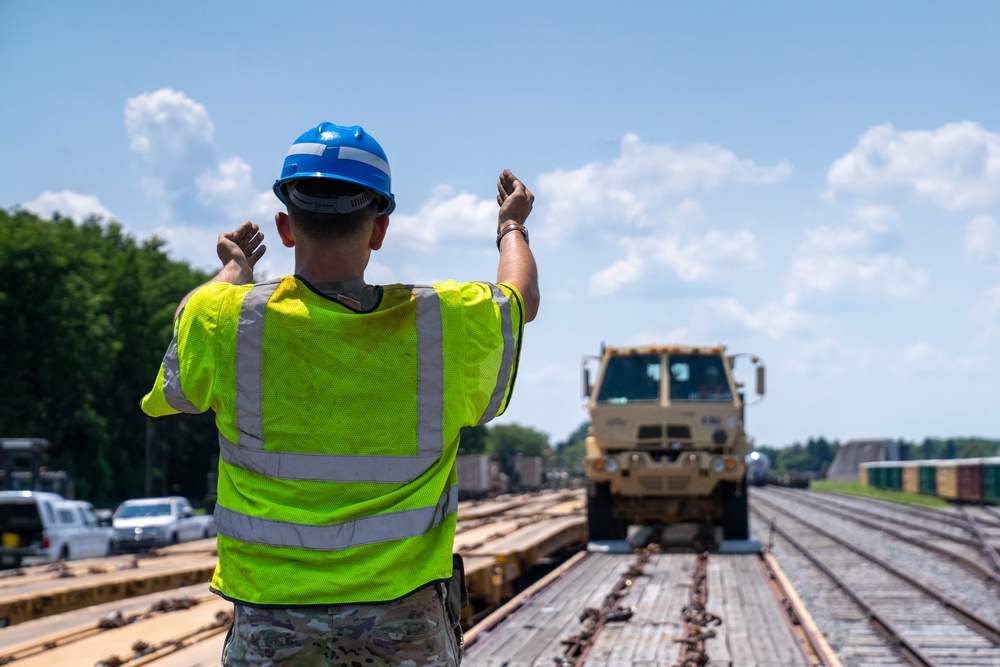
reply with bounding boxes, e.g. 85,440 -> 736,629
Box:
283,178 -> 380,242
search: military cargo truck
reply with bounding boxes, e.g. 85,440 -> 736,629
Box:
582,344 -> 764,543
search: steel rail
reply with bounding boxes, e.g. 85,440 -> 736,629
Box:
959,505 -> 1000,574
758,488 -> 1000,585
753,496 -> 1000,645
764,487 -> 981,548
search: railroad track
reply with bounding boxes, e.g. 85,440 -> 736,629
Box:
0,489 -> 587,666
753,487 -> 1000,666
762,486 -> 1000,581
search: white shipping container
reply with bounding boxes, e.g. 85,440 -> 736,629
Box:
514,456 -> 543,490
457,455 -> 493,498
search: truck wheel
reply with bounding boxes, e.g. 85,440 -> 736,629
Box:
722,477 -> 749,540
587,482 -> 627,541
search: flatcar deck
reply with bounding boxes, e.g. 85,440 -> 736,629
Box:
464,550 -> 815,667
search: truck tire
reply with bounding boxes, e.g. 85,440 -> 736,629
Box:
587,482 -> 627,541
722,477 -> 749,540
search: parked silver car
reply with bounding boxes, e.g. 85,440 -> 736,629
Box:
112,496 -> 215,552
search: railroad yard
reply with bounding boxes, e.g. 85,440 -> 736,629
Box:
0,487 -> 998,666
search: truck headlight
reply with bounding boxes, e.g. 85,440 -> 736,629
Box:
711,457 -> 726,473
604,457 -> 620,473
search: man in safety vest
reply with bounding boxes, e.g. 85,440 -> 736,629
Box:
141,121 -> 539,666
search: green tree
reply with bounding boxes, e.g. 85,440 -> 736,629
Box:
458,425 -> 488,454
554,421 -> 589,474
0,210 -> 214,506
487,424 -> 551,484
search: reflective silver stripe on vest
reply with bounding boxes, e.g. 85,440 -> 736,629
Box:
413,287 -> 444,456
224,283 -> 444,481
162,328 -> 200,414
234,282 -> 282,451
478,283 -> 515,425
215,484 -> 458,551
218,433 -> 440,483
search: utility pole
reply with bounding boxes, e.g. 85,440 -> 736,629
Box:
145,419 -> 153,497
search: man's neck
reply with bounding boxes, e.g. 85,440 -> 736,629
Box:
292,246 -> 369,283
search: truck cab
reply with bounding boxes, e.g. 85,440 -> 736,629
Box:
582,344 -> 764,543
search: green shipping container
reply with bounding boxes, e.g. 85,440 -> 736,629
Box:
982,457 -> 1000,505
918,461 -> 938,496
869,465 -> 883,489
887,464 -> 903,491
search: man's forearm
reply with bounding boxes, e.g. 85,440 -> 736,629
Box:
497,234 -> 539,323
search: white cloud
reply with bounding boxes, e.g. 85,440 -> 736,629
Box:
22,190 -> 115,223
900,342 -> 976,374
537,133 -> 792,241
196,156 -> 276,223
123,89 -> 277,231
125,88 -> 214,166
963,214 -> 999,263
827,121 -> 1000,210
641,298 -> 810,344
151,224 -> 219,270
691,298 -> 811,340
787,220 -> 927,304
980,283 -> 1000,314
588,228 -> 758,296
388,185 -> 496,249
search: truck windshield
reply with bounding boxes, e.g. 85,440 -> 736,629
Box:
596,354 -> 660,403
117,503 -> 170,518
669,354 -> 732,401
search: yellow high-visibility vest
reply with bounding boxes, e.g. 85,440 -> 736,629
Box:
141,276 -> 524,605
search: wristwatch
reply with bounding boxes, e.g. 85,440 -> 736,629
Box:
496,222 -> 529,250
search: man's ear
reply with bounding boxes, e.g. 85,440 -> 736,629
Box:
369,214 -> 389,250
275,211 -> 295,248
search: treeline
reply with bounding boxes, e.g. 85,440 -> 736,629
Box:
756,437 -> 1000,478
0,209 -> 218,506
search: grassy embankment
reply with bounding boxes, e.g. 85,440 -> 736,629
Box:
809,480 -> 950,509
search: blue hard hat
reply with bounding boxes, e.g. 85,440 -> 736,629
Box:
273,122 -> 396,216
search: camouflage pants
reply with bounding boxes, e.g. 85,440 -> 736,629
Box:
221,584 -> 461,666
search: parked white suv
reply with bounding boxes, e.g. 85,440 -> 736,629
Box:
0,491 -> 114,568
112,496 -> 215,553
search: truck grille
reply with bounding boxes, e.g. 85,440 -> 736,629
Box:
639,476 -> 663,492
639,475 -> 691,492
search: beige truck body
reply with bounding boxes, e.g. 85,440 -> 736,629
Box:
582,344 -> 764,541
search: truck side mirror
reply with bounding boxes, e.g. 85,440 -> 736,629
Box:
583,367 -> 592,397
756,365 -> 766,396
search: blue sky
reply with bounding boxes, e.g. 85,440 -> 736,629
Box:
4,2 -> 1000,448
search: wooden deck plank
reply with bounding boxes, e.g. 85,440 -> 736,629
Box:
465,553 -> 627,666
738,556 -> 806,666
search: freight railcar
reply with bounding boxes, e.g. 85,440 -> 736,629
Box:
859,458 -> 992,505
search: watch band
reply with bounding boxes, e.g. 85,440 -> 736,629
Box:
496,222 -> 529,250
